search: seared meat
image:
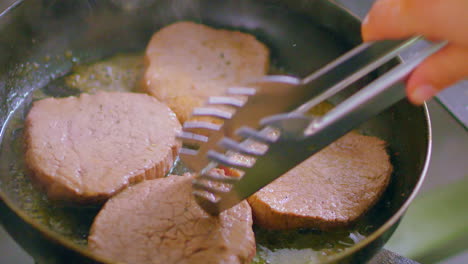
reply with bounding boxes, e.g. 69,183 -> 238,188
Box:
25,92 -> 181,203
143,21 -> 269,123
247,132 -> 393,230
88,174 -> 256,264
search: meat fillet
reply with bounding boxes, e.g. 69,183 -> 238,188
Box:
88,174 -> 256,264
25,92 -> 181,203
247,132 -> 393,230
143,21 -> 269,123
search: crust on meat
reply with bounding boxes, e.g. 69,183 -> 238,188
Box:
247,132 -> 393,230
24,92 -> 181,203
143,21 -> 269,123
89,174 -> 256,264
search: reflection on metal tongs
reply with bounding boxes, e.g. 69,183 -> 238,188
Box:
178,36 -> 447,215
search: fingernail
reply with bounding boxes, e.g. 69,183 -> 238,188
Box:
362,14 -> 369,25
361,14 -> 372,41
411,85 -> 437,104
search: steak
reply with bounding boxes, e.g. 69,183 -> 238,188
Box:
88,174 -> 256,264
25,92 -> 181,203
143,21 -> 269,123
247,132 -> 393,230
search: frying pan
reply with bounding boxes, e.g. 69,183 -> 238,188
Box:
0,0 -> 430,263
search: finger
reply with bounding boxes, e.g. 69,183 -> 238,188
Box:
406,44 -> 468,105
362,0 -> 410,41
362,0 -> 468,45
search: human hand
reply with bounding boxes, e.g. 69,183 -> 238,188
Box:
361,0 -> 468,105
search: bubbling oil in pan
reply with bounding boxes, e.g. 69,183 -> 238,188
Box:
0,53 -> 388,264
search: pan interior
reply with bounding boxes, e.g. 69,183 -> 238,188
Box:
0,0 -> 428,263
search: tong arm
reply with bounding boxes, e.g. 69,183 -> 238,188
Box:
263,40 -> 448,141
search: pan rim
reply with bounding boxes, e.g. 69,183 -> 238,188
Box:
0,0 -> 432,263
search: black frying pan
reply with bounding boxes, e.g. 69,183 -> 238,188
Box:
0,0 -> 430,263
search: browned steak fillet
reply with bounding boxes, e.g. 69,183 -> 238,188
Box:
143,21 -> 269,123
25,92 -> 181,203
88,174 -> 256,264
247,132 -> 393,230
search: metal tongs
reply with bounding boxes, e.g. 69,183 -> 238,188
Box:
178,36 -> 447,215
